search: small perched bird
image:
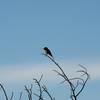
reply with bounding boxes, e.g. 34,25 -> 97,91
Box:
43,47 -> 53,57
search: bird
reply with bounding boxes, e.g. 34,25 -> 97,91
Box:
43,47 -> 53,57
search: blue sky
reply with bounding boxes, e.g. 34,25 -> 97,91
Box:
0,0 -> 100,99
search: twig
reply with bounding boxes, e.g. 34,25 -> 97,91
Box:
19,92 -> 23,100
0,83 -> 8,100
43,53 -> 90,100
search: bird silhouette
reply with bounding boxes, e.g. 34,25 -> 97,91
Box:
43,47 -> 53,57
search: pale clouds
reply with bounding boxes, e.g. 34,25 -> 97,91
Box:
0,61 -> 100,85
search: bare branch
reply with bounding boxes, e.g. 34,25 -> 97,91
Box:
42,85 -> 54,100
10,92 -> 14,100
24,84 -> 33,100
33,75 -> 55,100
0,83 -> 8,100
19,92 -> 23,100
33,75 -> 44,100
43,53 -> 90,100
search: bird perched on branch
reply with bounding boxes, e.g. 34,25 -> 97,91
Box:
43,47 -> 53,58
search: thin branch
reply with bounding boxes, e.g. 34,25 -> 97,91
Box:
76,70 -> 89,97
10,92 -> 14,100
33,75 -> 44,100
43,54 -> 74,87
0,83 -> 8,100
19,92 -> 23,100
33,74 -> 55,100
43,53 -> 90,100
42,85 -> 54,100
24,84 -> 33,100
69,78 -> 84,84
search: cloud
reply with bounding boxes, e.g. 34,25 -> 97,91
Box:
0,63 -> 56,85
86,63 -> 100,80
0,61 -> 100,85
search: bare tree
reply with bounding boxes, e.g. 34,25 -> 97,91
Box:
43,54 -> 90,100
24,74 -> 55,100
0,52 -> 89,100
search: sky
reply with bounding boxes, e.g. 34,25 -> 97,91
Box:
0,0 -> 100,99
